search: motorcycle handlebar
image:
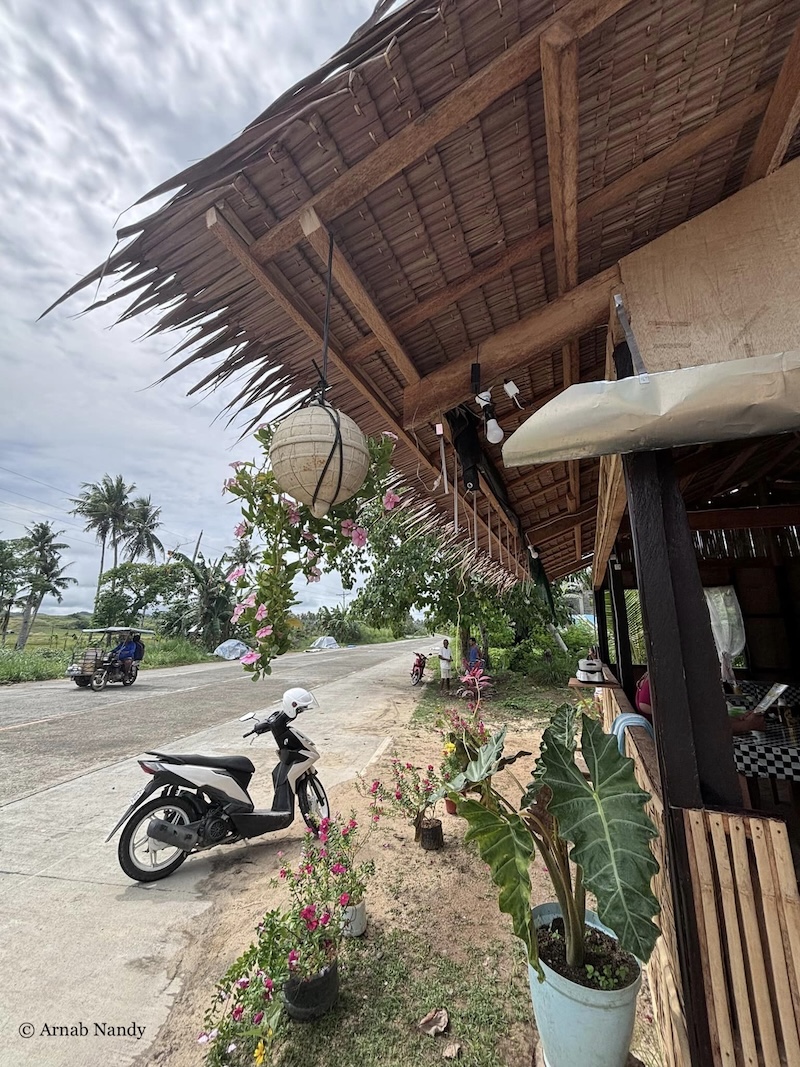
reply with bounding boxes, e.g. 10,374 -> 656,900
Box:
242,727 -> 256,738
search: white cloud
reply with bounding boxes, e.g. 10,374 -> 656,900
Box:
0,0 -> 375,614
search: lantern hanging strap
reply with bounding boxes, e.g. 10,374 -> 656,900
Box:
310,232 -> 344,512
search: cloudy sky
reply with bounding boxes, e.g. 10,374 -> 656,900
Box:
0,0 -> 379,614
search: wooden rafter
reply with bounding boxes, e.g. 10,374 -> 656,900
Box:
207,205 -> 525,579
247,0 -> 639,265
742,22 -> 800,187
299,207 -> 420,386
402,265 -> 620,427
345,87 -> 771,366
687,504 -> 800,532
541,21 -> 581,557
529,502 -> 595,543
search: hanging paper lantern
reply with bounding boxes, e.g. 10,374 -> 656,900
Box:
269,404 -> 370,518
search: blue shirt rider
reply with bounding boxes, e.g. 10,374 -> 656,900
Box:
112,637 -> 137,676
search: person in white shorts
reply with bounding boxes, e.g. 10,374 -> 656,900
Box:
439,638 -> 453,693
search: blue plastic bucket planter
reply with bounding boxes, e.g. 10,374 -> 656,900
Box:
528,903 -> 641,1067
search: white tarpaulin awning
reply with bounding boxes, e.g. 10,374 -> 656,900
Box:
502,350 -> 800,468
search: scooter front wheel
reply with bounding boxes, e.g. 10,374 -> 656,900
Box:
297,775 -> 330,835
411,668 -> 422,686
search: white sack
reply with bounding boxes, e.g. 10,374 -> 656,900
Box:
503,350 -> 800,467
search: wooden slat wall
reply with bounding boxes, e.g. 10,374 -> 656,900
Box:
600,686 -> 689,1065
600,685 -> 800,1067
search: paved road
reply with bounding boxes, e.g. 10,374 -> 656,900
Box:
0,641 -> 425,806
0,638 -> 433,1067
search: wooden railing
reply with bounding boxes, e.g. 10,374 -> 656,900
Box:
599,685 -> 800,1066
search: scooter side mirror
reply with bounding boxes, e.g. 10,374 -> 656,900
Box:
239,712 -> 255,722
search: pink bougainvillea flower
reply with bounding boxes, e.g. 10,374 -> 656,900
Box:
351,527 -> 368,548
382,431 -> 399,441
301,531 -> 314,541
263,976 -> 274,995
394,790 -> 402,800
197,1033 -> 210,1045
331,863 -> 347,875
370,780 -> 380,795
373,814 -> 380,822
226,566 -> 246,583
222,477 -> 238,494
383,489 -> 401,511
288,949 -> 299,969
240,651 -> 261,666
347,818 -> 357,830
232,1004 -> 243,1022
320,911 -> 331,927
279,867 -> 288,879
256,626 -> 273,640
341,825 -> 350,836
340,518 -> 355,535
339,893 -> 350,907
253,1011 -> 264,1025
236,977 -> 250,989
306,919 -> 319,932
229,461 -> 243,470
307,567 -> 321,584
300,904 -> 317,920
255,603 -> 268,621
234,523 -> 248,539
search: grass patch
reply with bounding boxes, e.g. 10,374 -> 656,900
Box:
272,930 -> 531,1067
412,668 -> 577,728
0,636 -> 212,684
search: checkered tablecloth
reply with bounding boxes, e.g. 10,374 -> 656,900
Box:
734,725 -> 800,782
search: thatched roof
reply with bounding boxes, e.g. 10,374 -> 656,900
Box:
50,0 -> 800,582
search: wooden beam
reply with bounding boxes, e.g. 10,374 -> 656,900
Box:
345,87 -> 771,365
402,265 -> 619,427
592,454 -> 626,588
299,208 -> 420,386
742,23 -> 800,187
687,504 -> 800,532
529,501 -> 595,543
208,205 -> 524,577
248,0 -> 639,264
541,22 -> 579,294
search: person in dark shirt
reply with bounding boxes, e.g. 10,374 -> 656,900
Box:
112,636 -> 137,677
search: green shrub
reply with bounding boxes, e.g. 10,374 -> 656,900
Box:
487,646 -> 512,672
509,639 -> 573,686
562,619 -> 596,654
0,649 -> 71,683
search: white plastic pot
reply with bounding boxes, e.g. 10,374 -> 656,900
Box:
528,903 -> 641,1067
343,898 -> 367,938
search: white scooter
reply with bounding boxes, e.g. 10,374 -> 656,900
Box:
107,686 -> 330,882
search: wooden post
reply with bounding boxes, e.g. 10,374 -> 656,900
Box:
608,553 -> 634,700
594,583 -> 610,665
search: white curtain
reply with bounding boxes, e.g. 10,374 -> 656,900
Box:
704,586 -> 746,683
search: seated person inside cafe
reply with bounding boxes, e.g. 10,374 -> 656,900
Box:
635,670 -> 766,734
112,634 -> 137,677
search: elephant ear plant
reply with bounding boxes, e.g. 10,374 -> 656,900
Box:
439,705 -> 661,979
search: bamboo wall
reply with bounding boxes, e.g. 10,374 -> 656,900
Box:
600,686 -> 800,1066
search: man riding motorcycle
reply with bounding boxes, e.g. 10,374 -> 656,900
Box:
111,634 -> 137,679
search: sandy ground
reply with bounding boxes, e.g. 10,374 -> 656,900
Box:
137,692 -> 661,1067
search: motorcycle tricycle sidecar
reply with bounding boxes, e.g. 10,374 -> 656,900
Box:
66,626 -> 154,691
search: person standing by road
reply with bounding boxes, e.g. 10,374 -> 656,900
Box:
439,638 -> 453,693
467,637 -> 480,669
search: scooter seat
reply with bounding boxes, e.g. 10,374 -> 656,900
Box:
146,751 -> 255,775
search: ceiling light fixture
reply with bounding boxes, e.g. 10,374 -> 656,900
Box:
475,388 -> 505,445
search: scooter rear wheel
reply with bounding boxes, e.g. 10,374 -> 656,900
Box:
118,795 -> 194,882
297,775 -> 330,835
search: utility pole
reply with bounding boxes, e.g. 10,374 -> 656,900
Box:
191,530 -> 203,564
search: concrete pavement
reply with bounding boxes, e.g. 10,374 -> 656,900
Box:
0,638 -> 435,1067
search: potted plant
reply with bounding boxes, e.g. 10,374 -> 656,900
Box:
439,705 -> 660,1067
368,756 -> 445,849
318,812 -> 377,937
438,707 -> 491,814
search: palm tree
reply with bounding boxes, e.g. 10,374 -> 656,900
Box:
0,537 -> 25,647
14,523 -> 77,650
123,496 -> 165,562
224,538 -> 260,571
70,474 -> 135,603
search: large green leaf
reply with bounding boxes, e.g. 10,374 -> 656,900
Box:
539,714 -> 661,962
522,702 -> 578,806
433,727 -> 507,799
460,798 -> 540,975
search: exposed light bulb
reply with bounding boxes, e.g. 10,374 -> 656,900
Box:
485,418 -> 505,444
475,390 -> 492,408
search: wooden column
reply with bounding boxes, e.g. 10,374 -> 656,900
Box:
607,554 -> 634,700
594,583 -> 610,666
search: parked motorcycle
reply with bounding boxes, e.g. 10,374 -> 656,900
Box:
107,686 -> 330,882
410,651 -> 428,685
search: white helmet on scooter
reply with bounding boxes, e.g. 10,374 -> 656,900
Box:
282,686 -> 315,719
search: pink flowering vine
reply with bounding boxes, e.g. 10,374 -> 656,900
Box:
256,625 -> 273,640
383,489 -> 401,511
351,526 -> 368,548
226,566 -> 245,584
240,650 -> 261,666
255,603 -> 268,621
